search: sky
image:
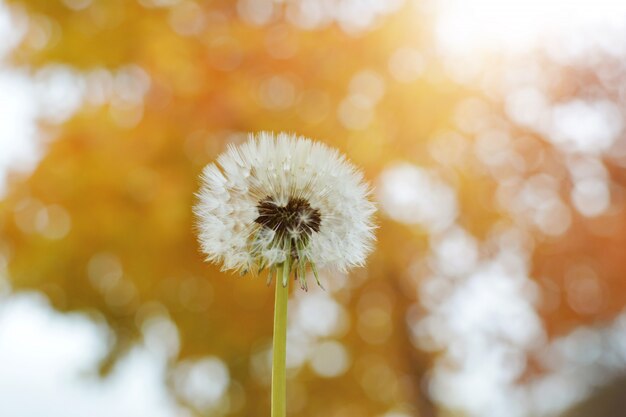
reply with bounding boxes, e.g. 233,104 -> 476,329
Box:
0,293 -> 184,417
0,5 -> 38,197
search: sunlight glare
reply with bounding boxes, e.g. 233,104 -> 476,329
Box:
435,0 -> 626,57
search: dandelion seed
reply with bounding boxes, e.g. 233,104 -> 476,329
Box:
194,131 -> 376,289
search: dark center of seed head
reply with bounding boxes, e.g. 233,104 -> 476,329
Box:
255,197 -> 322,241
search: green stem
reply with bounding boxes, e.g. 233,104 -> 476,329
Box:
271,265 -> 289,417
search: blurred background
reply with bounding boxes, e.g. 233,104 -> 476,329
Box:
2,0 -> 626,416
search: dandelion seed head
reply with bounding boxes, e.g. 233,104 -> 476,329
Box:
194,132 -> 376,279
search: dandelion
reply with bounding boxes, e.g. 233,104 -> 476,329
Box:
195,131 -> 376,288
194,131 -> 376,417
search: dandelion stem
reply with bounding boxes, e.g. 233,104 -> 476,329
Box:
271,265 -> 289,417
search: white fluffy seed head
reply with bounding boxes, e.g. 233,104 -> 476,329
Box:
194,132 -> 376,278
